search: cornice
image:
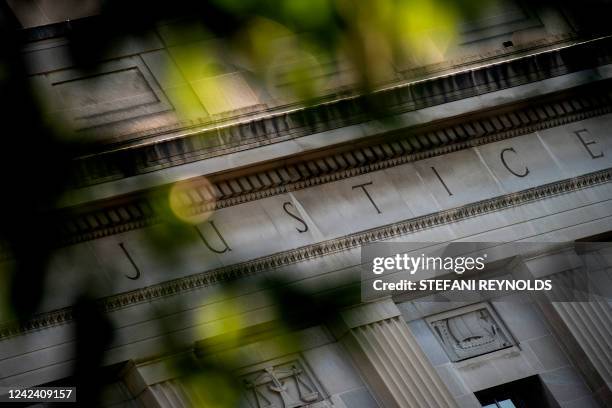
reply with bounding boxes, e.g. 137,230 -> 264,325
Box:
70,35 -> 612,187
76,33 -> 578,149
54,83 -> 612,247
1,167 -> 610,340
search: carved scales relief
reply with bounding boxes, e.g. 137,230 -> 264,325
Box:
427,303 -> 514,362
242,360 -> 330,408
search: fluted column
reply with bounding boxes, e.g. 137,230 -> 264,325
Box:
550,274 -> 612,385
332,298 -> 458,408
122,359 -> 187,408
519,248 -> 612,404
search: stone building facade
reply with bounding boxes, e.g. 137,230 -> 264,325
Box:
1,1 -> 612,407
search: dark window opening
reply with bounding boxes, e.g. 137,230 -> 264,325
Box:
475,375 -> 560,408
576,230 -> 612,242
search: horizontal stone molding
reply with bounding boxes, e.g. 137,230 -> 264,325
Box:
54,83 -> 612,247
1,167 -> 610,340
70,35 -> 612,187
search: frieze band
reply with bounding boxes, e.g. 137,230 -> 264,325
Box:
1,167 -> 610,340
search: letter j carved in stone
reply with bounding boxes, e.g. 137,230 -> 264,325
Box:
119,242 -> 141,280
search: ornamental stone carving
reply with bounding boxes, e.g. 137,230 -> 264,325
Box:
427,303 -> 514,362
242,360 -> 330,408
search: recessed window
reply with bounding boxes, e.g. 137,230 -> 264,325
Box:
476,375 -> 560,408
482,399 -> 516,408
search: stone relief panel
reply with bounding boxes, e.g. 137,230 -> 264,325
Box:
34,56 -> 173,132
426,303 -> 514,362
56,68 -> 155,115
241,358 -> 331,408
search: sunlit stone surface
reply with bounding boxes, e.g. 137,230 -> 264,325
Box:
1,1 -> 612,407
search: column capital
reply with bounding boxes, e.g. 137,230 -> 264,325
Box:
329,297 -> 400,339
519,246 -> 583,278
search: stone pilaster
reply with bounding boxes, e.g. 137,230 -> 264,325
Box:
121,359 -> 187,408
332,298 -> 459,408
519,248 -> 612,406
